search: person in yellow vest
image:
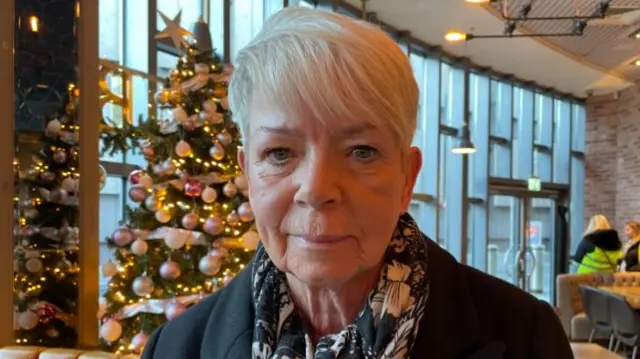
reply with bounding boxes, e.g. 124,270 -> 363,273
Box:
573,214 -> 622,274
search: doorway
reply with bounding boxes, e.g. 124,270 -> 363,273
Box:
486,187 -> 566,304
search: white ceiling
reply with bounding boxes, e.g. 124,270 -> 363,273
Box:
343,0 -> 634,97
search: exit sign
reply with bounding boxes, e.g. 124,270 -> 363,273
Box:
528,176 -> 541,192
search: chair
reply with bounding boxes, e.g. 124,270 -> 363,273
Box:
609,294 -> 640,359
579,285 -> 616,350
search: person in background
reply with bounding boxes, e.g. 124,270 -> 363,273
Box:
140,7 -> 572,359
620,220 -> 640,272
573,214 -> 622,274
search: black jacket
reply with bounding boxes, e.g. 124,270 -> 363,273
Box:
141,239 -> 573,359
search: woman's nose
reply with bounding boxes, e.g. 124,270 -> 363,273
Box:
292,154 -> 342,210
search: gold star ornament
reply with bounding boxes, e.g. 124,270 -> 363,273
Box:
155,10 -> 193,52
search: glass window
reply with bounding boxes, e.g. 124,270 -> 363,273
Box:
489,142 -> 511,178
570,157 -> 585,253
410,53 -> 426,194
534,93 -> 553,147
99,0 -> 122,61
553,99 -> 571,184
512,87 -> 533,180
440,62 -> 464,128
230,0 -> 265,61
467,203 -> 488,270
572,103 -> 586,153
439,134 -> 463,259
534,149 -> 552,182
209,0 -> 225,58
469,73 -> 489,199
490,80 -> 512,139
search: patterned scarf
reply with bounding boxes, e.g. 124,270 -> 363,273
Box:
251,213 -> 429,359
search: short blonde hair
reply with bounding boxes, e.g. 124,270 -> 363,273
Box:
583,214 -> 611,236
626,221 -> 640,238
228,7 -> 418,149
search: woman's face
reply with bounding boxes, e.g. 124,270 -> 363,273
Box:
239,97 -> 421,288
625,225 -> 636,240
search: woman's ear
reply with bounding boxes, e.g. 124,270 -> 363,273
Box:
238,149 -> 246,174
401,147 -> 422,212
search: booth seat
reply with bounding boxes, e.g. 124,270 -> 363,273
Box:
556,272 -> 640,341
0,347 -> 139,359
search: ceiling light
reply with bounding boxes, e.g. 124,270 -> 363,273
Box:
444,30 -> 471,42
633,59 -> 640,66
452,138 -> 477,155
28,15 -> 39,33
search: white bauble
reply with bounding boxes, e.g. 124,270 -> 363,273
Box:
25,258 -> 43,273
138,175 -> 153,189
101,260 -> 118,277
164,230 -> 188,250
175,140 -> 192,157
132,276 -> 154,297
201,187 -> 217,204
100,319 -> 122,342
97,297 -> 107,319
131,239 -> 149,256
61,177 -> 78,192
47,119 -> 62,134
18,311 -> 39,330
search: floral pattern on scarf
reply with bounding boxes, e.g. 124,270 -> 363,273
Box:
251,213 -> 429,359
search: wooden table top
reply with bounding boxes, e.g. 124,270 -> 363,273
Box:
599,286 -> 640,309
571,343 -> 623,358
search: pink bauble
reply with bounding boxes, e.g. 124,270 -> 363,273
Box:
226,211 -> 239,226
132,275 -> 154,297
131,332 -> 150,353
198,254 -> 222,276
201,187 -> 217,203
209,143 -> 225,161
223,182 -> 237,197
216,131 -> 232,145
159,261 -> 181,280
203,216 -> 223,235
129,186 -> 147,203
113,228 -> 134,246
184,180 -> 203,198
233,175 -> 248,191
128,170 -> 145,185
238,202 -> 254,222
181,212 -> 199,230
165,302 -> 187,320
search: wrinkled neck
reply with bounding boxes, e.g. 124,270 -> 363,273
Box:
286,261 -> 382,341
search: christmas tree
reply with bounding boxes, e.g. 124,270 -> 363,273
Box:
13,86 -> 82,347
98,17 -> 258,355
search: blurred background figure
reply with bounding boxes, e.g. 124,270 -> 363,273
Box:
572,214 -> 622,274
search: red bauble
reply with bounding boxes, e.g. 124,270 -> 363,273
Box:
37,304 -> 56,321
184,180 -> 204,198
128,170 -> 145,185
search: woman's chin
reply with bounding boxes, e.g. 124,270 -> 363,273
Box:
287,260 -> 358,288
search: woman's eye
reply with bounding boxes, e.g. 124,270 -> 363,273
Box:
351,145 -> 378,161
265,148 -> 291,165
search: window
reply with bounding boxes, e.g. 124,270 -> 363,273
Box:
490,80 -> 512,139
512,87 -> 533,180
157,0 -> 204,32
230,0 -> 265,61
439,134 -> 463,259
489,142 -> 511,178
572,103 -> 586,153
570,157 -> 585,252
553,99 -> 571,184
440,62 -> 464,128
469,73 -> 489,199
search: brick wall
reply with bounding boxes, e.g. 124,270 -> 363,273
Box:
585,86 -> 640,233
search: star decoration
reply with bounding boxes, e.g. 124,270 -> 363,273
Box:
155,10 -> 193,52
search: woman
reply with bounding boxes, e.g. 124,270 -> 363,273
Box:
572,214 -> 622,274
141,7 -> 571,359
620,221 -> 640,272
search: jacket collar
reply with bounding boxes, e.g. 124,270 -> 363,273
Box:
411,240 -> 505,359
204,239 -> 505,359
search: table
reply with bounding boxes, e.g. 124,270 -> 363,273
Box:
571,343 -> 624,358
599,286 -> 640,309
